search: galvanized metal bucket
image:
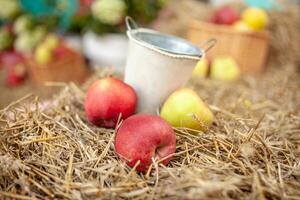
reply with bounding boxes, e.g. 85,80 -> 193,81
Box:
124,17 -> 215,114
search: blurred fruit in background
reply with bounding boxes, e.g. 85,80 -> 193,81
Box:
14,26 -> 47,53
210,56 -> 240,81
6,63 -> 26,86
44,34 -> 60,50
211,6 -> 239,25
13,15 -> 33,34
0,0 -> 20,20
0,27 -> 14,51
91,0 -> 126,25
209,5 -> 269,32
242,7 -> 268,31
192,58 -> 209,78
34,44 -> 53,65
1,51 -> 26,87
233,20 -> 252,32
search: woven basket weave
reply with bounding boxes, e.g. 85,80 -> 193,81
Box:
26,51 -> 88,87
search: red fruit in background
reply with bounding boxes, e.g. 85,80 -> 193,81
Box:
211,6 -> 239,25
4,24 -> 13,34
1,51 -> 26,87
77,0 -> 94,16
115,114 -> 176,173
53,43 -> 73,59
6,63 -> 26,87
85,77 -> 137,128
1,51 -> 23,66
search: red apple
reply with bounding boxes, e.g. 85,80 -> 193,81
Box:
1,51 -> 23,67
115,114 -> 176,172
211,6 -> 239,25
53,43 -> 73,59
6,63 -> 26,87
85,77 -> 137,128
2,52 -> 26,87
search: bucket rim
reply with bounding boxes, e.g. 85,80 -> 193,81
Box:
127,28 -> 205,60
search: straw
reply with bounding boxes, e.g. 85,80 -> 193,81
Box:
1,63 -> 299,199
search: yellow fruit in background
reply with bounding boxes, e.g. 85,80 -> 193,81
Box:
211,56 -> 240,81
44,34 -> 59,50
192,58 -> 209,78
34,45 -> 52,65
160,88 -> 214,132
242,7 -> 268,31
233,20 -> 253,32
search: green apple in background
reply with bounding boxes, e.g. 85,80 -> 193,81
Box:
15,27 -> 47,53
32,26 -> 47,43
0,29 -> 13,51
210,56 -> 240,81
15,31 -> 36,53
13,15 -> 33,34
44,34 -> 60,50
192,58 -> 209,78
160,88 -> 214,132
233,20 -> 253,32
34,44 -> 52,65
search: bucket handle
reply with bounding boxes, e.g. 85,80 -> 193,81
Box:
125,16 -> 138,31
200,38 -> 217,54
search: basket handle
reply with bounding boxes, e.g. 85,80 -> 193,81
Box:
125,16 -> 138,31
200,38 -> 217,54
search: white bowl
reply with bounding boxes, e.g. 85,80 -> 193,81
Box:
82,32 -> 128,72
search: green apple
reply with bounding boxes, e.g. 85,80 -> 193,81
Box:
32,26 -> 47,43
44,34 -> 60,50
15,31 -> 37,53
0,0 -> 20,20
0,29 -> 13,50
192,58 -> 209,78
242,7 -> 268,31
210,56 -> 240,81
34,45 -> 53,65
160,88 -> 214,132
13,15 -> 32,34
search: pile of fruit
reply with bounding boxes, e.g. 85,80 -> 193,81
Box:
210,6 -> 269,32
84,77 -> 214,172
191,6 -> 270,81
33,34 -> 73,66
0,14 -> 49,87
192,56 -> 240,81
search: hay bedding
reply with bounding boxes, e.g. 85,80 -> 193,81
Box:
0,64 -> 299,200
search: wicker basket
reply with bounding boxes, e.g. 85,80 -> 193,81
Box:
26,51 -> 89,87
187,20 -> 270,74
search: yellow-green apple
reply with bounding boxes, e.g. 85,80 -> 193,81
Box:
233,20 -> 252,32
242,7 -> 268,31
13,15 -> 32,34
115,114 -> 176,172
160,88 -> 213,132
85,77 -> 137,128
192,58 -> 209,78
210,56 -> 240,81
44,34 -> 60,50
34,44 -> 53,65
